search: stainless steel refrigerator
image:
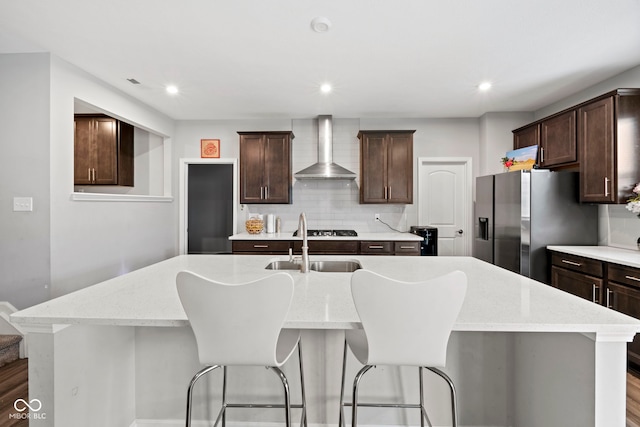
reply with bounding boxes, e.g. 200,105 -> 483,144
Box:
473,170 -> 598,284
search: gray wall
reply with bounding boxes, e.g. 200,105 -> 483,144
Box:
0,53 -> 178,309
0,53 -> 51,309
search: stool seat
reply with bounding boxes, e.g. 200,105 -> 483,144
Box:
340,269 -> 467,427
177,271 -> 307,427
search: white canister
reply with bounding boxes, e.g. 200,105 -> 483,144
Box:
265,214 -> 275,233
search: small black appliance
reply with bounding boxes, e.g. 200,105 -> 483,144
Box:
410,226 -> 438,256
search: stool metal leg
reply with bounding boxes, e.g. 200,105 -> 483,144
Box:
185,364 -> 221,427
418,367 -> 433,427
351,364 -> 374,427
221,366 -> 228,427
269,366 -> 292,427
426,367 -> 458,427
297,341 -> 308,427
338,337 -> 348,427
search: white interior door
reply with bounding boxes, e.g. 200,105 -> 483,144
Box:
418,157 -> 472,256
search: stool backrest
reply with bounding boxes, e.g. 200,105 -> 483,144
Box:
176,271 -> 295,366
349,269 -> 467,367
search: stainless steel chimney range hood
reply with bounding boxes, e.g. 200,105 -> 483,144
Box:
294,115 -> 356,180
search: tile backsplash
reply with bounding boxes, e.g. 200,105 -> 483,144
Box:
602,205 -> 640,251
244,180 -> 409,234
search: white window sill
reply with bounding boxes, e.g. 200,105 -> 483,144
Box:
71,192 -> 173,202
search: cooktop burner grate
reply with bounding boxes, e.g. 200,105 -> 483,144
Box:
292,229 -> 358,237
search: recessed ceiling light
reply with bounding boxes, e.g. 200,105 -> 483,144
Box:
311,16 -> 332,33
320,83 -> 332,94
166,85 -> 179,95
478,81 -> 492,91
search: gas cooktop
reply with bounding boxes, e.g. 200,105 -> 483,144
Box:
292,229 -> 358,237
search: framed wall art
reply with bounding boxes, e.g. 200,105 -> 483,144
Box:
200,139 -> 220,158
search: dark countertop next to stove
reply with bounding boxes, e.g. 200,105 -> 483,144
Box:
228,231 -> 423,241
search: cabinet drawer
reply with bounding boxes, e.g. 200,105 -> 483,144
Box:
551,252 -> 603,277
608,264 -> 640,289
360,241 -> 393,255
232,240 -> 291,254
394,241 -> 420,255
292,240 -> 358,255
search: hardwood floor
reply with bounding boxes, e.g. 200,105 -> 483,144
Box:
629,368 -> 640,427
0,358 -> 28,427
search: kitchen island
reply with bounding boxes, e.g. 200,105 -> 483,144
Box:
11,255 -> 640,427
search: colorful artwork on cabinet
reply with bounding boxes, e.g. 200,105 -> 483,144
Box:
502,145 -> 537,171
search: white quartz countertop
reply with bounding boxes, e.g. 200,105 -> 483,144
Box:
548,246 -> 640,268
11,255 -> 640,339
229,232 -> 422,241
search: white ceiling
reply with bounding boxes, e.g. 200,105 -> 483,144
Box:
1,0 -> 639,120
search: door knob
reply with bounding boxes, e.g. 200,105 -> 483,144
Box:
456,229 -> 463,235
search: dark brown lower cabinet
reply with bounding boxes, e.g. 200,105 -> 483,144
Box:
292,240 -> 358,255
232,240 -> 420,255
550,250 -> 640,367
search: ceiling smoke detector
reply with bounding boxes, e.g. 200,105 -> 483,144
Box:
311,16 -> 332,33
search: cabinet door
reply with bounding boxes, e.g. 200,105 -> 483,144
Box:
551,266 -> 602,303
579,96 -> 615,203
93,117 -> 118,185
387,133 -> 413,203
74,117 -> 94,185
360,133 -> 388,203
605,281 -> 640,366
540,110 -> 576,167
513,124 -> 539,150
263,133 -> 291,203
239,134 -> 266,203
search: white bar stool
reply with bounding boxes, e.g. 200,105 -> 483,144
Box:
176,271 -> 307,427
339,269 -> 467,427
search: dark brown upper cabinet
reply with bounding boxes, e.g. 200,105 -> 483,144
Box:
74,115 -> 133,186
358,130 -> 415,204
239,131 -> 293,204
540,110 -> 577,167
513,124 -> 540,150
579,90 -> 640,203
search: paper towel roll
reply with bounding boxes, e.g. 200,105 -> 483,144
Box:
265,214 -> 275,233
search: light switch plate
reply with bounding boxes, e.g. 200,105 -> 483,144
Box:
13,197 -> 33,212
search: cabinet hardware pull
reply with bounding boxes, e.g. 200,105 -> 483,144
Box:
541,147 -> 544,163
368,245 -> 384,249
604,177 -> 610,197
388,186 -> 391,199
88,168 -> 92,182
625,275 -> 640,282
265,186 -> 268,199
561,259 -> 582,267
260,187 -> 264,199
92,168 -> 96,183
253,245 -> 269,248
606,289 -> 613,309
384,186 -> 387,199
400,245 -> 415,249
592,284 -> 599,304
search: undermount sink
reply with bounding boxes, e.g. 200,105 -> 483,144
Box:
264,260 -> 362,273
309,260 -> 362,273
264,260 -> 300,270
